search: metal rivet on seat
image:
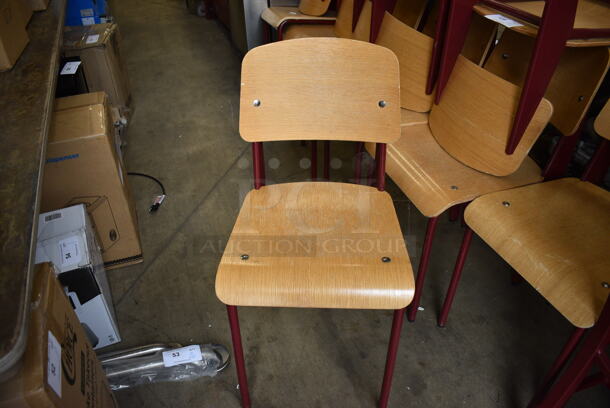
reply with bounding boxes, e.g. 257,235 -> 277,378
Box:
502,201 -> 511,207
450,185 -> 459,190
378,100 -> 387,108
578,95 -> 585,102
381,256 -> 391,263
240,254 -> 249,260
602,282 -> 609,289
253,99 -> 261,107
502,53 -> 509,59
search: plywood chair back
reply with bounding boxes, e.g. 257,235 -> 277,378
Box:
392,0 -> 429,28
485,29 -> 610,136
352,0 -> 373,41
429,55 -> 553,176
594,99 -> 610,141
299,0 -> 332,16
240,38 -> 400,144
334,0 -> 355,38
376,12 -> 433,112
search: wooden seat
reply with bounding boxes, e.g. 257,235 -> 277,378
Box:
365,124 -> 542,217
261,7 -> 336,29
474,0 -> 610,47
283,24 -> 336,39
216,182 -> 414,309
392,0 -> 429,28
299,0 -> 332,16
464,178 -> 610,328
400,109 -> 428,127
594,97 -> 610,139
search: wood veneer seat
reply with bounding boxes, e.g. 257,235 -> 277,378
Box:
594,97 -> 610,139
216,182 -> 414,309
464,178 -> 610,328
262,7 -> 337,30
299,0 -> 332,16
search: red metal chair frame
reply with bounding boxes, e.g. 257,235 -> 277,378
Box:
429,0 -> 610,155
227,141 -> 407,408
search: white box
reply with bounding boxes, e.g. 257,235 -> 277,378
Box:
36,204 -> 121,349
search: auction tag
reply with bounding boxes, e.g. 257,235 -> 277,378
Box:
47,331 -> 62,397
484,14 -> 524,28
86,34 -> 100,44
59,236 -> 82,267
60,61 -> 82,75
162,345 -> 203,367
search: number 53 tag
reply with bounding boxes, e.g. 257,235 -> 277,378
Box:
162,345 -> 203,367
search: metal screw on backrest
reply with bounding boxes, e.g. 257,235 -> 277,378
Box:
378,100 -> 387,108
578,96 -> 585,102
602,282 -> 609,289
381,257 -> 391,263
450,185 -> 459,190
502,53 -> 509,59
502,201 -> 511,207
240,254 -> 249,260
253,99 -> 261,107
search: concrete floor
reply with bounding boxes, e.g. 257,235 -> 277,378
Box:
105,1 -> 608,407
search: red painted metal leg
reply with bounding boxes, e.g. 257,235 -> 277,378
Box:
407,216 -> 439,322
371,0 -> 398,43
353,0 -> 366,31
252,142 -> 265,189
448,205 -> 460,222
433,0 -> 476,102
226,306 -> 251,408
378,308 -> 406,408
535,295 -> 610,407
323,141 -> 330,180
426,0 -> 451,95
528,327 -> 586,407
581,139 -> 610,184
505,0 -> 577,154
542,131 -> 581,181
438,227 -> 473,327
354,142 -> 364,184
311,140 -> 318,180
375,143 -> 387,191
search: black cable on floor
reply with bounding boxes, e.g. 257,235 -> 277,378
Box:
127,172 -> 166,212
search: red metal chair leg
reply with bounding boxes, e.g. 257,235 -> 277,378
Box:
504,0 -> 577,154
407,216 -> 439,322
226,306 -> 251,408
311,140 -> 318,180
581,139 -> 610,185
534,295 -> 610,407
354,142 -> 364,184
448,204 -> 460,222
528,327 -> 586,407
542,128 -> 582,181
323,140 -> 330,180
437,227 -> 473,327
426,0 -> 452,95
378,308 -> 406,408
433,0 -> 476,102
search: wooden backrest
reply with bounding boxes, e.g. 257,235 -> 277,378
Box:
375,12 -> 433,112
594,100 -> 610,141
392,0 -> 429,28
299,0 -> 331,16
352,0 -> 372,41
239,38 -> 400,143
334,0 -> 355,38
429,56 -> 553,176
485,29 -> 610,136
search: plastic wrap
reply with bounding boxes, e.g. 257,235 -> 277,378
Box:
100,343 -> 229,390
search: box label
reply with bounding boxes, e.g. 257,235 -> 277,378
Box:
484,14 -> 524,28
86,34 -> 100,44
59,236 -> 82,267
162,345 -> 202,367
60,61 -> 82,75
80,8 -> 94,17
81,17 -> 96,25
47,331 -> 62,397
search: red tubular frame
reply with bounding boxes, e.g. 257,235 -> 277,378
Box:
311,140 -> 318,180
407,216 -> 439,322
437,227 -> 474,327
323,140 -> 330,180
375,142 -> 387,191
581,138 -> 610,184
252,142 -> 265,189
227,306 -> 251,408
378,308 -> 406,408
542,128 -> 583,181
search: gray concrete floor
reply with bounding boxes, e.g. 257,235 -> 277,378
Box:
105,1 -> 608,406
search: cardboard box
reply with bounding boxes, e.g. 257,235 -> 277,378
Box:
26,0 -> 49,11
63,24 -> 131,109
66,0 -> 108,26
36,205 -> 121,349
42,92 -> 142,269
14,0 -> 32,26
0,0 -> 29,71
0,263 -> 118,408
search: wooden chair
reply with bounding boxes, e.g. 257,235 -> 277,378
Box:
430,0 -> 610,155
437,101 -> 610,405
483,25 -> 610,179
365,54 -> 553,322
261,0 -> 337,41
216,38 -> 415,408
